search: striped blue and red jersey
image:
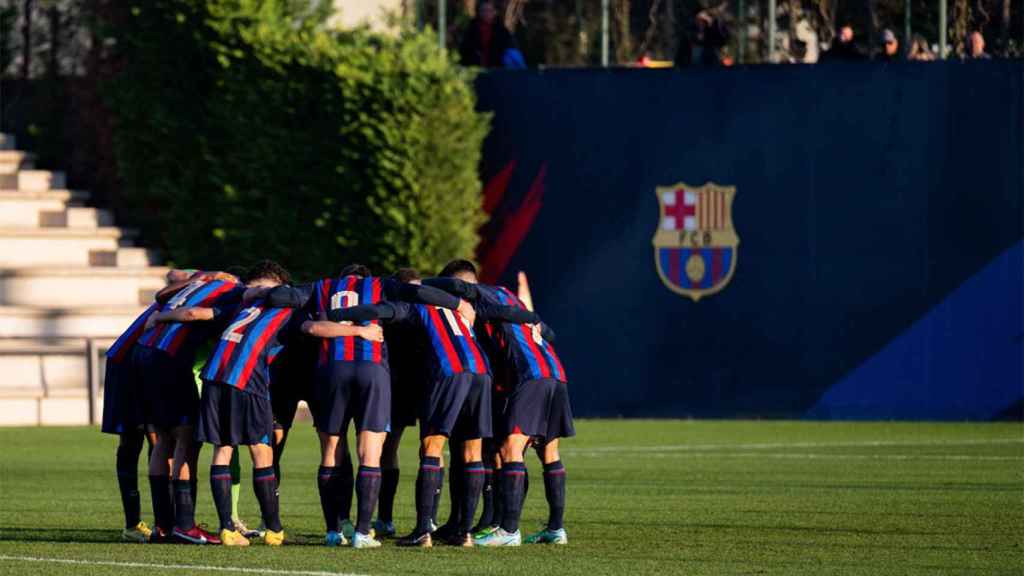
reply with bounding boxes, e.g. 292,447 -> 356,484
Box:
481,285 -> 567,383
312,275 -> 386,366
396,302 -> 490,378
105,303 -> 161,364
201,299 -> 297,398
137,278 -> 244,360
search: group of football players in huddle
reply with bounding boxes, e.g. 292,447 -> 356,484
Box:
101,259 -> 573,549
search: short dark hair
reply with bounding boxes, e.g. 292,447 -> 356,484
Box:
438,259 -> 478,278
225,265 -> 248,280
339,263 -> 372,278
392,267 -> 421,283
244,260 -> 291,285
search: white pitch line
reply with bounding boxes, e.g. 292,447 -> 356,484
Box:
565,452 -> 1024,462
563,437 -> 1024,454
0,555 -> 369,576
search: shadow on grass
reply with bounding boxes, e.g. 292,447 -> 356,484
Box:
0,527 -> 331,546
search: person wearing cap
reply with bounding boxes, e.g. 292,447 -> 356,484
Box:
878,29 -> 901,62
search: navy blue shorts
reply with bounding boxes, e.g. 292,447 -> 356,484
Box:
134,346 -> 198,430
421,373 -> 492,441
499,378 -> 575,441
313,362 -> 390,435
100,356 -> 146,435
195,381 -> 273,446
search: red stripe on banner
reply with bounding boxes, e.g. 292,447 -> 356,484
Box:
427,307 -> 464,373
718,192 -> 723,229
371,279 -> 382,363
667,248 -> 680,286
478,163 -> 546,284
725,193 -> 731,227
712,247 -> 724,284
519,323 -> 552,378
455,312 -> 487,374
482,160 -> 517,215
236,310 -> 291,389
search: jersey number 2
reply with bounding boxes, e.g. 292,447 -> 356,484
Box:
223,307 -> 261,343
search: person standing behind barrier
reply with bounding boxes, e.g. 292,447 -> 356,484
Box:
459,1 -> 516,68
967,31 -> 991,59
675,8 -> 729,67
821,24 -> 865,62
877,29 -> 901,62
907,34 -> 936,61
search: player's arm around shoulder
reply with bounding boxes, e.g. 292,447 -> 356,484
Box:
143,306 -> 215,331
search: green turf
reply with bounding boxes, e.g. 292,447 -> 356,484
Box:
0,420 -> 1022,575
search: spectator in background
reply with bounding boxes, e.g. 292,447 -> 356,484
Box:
688,8 -> 729,66
967,31 -> 991,59
459,1 -> 516,68
907,34 -> 936,61
822,24 -> 865,62
878,29 -> 901,62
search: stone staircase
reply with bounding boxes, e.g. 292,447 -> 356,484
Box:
0,134 -> 169,426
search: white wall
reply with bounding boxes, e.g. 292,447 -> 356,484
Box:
330,0 -> 406,31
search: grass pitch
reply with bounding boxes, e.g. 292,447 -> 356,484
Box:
0,420 -> 1021,575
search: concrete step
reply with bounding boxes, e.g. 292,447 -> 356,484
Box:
0,338 -> 88,395
0,227 -> 136,267
38,207 -> 115,229
0,305 -> 149,338
0,191 -> 79,228
0,267 -> 169,308
0,338 -> 112,425
0,150 -> 33,174
0,170 -> 67,191
112,247 -> 159,268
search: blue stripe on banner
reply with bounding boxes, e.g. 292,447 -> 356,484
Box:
225,311 -> 276,385
721,248 -> 733,283
701,247 -> 713,289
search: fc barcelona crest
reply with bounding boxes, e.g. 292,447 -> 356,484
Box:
652,182 -> 739,301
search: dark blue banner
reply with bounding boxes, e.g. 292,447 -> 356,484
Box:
475,61 -> 1024,420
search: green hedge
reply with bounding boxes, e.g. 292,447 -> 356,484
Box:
107,1 -> 490,280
